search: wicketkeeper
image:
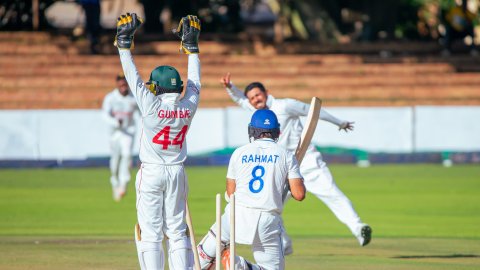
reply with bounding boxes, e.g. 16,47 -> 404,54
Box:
115,13 -> 202,270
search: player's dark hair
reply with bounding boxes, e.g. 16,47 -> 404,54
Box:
259,132 -> 274,139
244,82 -> 266,96
248,126 -> 280,142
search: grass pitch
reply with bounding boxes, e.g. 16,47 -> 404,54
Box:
0,165 -> 479,269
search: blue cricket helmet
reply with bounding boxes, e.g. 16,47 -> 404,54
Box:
248,109 -> 280,140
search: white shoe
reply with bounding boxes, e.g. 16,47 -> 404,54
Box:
357,224 -> 372,246
283,241 -> 293,256
118,185 -> 127,199
112,187 -> 121,202
282,230 -> 293,255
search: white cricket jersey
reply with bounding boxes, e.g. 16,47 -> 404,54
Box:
227,84 -> 345,153
119,50 -> 201,165
227,138 -> 302,214
102,88 -> 139,135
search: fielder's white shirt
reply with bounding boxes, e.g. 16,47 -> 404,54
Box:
119,50 -> 201,165
227,138 -> 302,215
102,89 -> 139,135
227,84 -> 346,152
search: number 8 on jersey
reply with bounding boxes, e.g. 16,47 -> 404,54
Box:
249,165 -> 265,193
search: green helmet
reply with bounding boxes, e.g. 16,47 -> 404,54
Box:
147,66 -> 183,95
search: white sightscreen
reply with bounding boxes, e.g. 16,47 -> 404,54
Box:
0,106 -> 479,159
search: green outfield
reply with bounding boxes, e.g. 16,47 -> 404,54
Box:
0,165 -> 479,269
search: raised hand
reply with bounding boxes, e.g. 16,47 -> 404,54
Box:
339,121 -> 355,132
174,15 -> 201,54
220,72 -> 232,88
114,13 -> 143,50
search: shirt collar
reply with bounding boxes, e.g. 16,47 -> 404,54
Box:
255,138 -> 275,143
266,94 -> 275,109
159,93 -> 181,103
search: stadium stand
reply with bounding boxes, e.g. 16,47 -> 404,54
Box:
1,31 -> 480,109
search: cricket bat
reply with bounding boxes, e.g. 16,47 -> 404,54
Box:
283,97 -> 322,201
186,201 -> 201,270
295,97 -> 322,163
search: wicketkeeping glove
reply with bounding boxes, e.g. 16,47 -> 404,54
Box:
174,15 -> 201,54
114,13 -> 143,50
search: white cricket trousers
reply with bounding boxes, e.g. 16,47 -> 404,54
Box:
199,207 -> 284,270
109,130 -> 133,189
135,163 -> 193,270
301,146 -> 363,235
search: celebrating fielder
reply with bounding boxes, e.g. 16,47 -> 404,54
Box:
221,73 -> 372,251
102,73 -> 139,202
197,109 -> 306,270
115,13 -> 202,269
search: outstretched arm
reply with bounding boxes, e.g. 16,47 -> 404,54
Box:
183,54 -> 201,110
284,98 -> 354,132
320,109 -> 355,132
178,15 -> 202,110
118,50 -> 155,116
221,72 -> 255,111
115,13 -> 155,116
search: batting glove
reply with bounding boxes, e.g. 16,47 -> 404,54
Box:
114,13 -> 143,50
173,15 -> 201,54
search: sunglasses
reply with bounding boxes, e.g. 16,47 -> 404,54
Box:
145,82 -> 159,95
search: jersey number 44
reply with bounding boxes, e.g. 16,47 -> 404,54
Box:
152,125 -> 188,149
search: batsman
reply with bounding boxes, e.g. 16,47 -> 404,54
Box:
115,13 -> 202,269
221,73 -> 372,251
197,109 -> 306,270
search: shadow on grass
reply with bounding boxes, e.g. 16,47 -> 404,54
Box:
393,254 -> 480,259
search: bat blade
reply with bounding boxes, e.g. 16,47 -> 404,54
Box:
295,97 -> 322,163
186,201 -> 201,270
283,97 -> 322,202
